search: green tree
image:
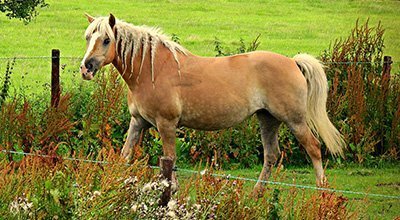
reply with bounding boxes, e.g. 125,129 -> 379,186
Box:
0,0 -> 48,23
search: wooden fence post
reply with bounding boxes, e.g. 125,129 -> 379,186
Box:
159,156 -> 173,206
51,49 -> 60,107
379,56 -> 392,154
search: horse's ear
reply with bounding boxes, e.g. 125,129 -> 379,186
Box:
109,13 -> 116,29
85,13 -> 95,23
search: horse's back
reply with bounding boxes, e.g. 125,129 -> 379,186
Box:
176,51 -> 307,130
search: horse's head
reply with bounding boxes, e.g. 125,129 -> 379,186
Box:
80,13 -> 117,80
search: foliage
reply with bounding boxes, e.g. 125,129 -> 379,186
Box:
321,19 -> 400,162
0,58 -> 15,108
0,154 -> 362,219
0,0 -> 48,23
214,34 -> 261,57
0,67 -> 129,159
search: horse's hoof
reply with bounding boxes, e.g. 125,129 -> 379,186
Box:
252,184 -> 266,199
121,147 -> 132,161
317,176 -> 329,188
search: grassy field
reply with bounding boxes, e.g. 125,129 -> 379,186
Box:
0,0 -> 399,58
1,0 -> 399,93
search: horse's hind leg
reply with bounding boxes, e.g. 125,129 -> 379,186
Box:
288,121 -> 326,186
253,110 -> 282,195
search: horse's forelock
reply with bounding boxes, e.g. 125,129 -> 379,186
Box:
85,17 -> 116,41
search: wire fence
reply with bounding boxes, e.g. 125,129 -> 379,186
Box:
0,55 -> 83,97
0,54 -> 394,100
0,55 -> 395,87
1,149 -> 399,200
0,55 -> 397,63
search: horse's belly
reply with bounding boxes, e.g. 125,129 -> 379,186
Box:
179,104 -> 254,130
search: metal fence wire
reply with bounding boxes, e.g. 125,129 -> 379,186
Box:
1,149 -> 399,200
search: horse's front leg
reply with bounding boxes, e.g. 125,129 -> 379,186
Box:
156,118 -> 178,191
121,116 -> 150,161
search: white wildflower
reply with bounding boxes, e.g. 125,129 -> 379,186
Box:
22,202 -> 33,212
142,203 -> 148,211
167,210 -> 176,218
9,200 -> 19,214
194,204 -> 201,210
151,182 -> 158,189
200,169 -> 208,175
93,191 -> 101,197
167,199 -> 177,210
161,179 -> 169,188
124,176 -> 138,185
131,204 -> 138,212
143,183 -> 152,192
9,195 -> 33,215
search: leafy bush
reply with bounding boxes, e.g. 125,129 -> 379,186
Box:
0,0 -> 48,23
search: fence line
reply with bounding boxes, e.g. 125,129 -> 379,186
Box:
0,56 -> 82,60
1,149 -> 400,200
0,56 -> 396,64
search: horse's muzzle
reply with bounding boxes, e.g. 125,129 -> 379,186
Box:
80,64 -> 97,80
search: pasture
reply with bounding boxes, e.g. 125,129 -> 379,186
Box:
0,0 -> 400,219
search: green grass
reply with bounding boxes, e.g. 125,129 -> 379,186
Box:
179,164 -> 400,219
0,0 -> 399,59
0,0 -> 399,93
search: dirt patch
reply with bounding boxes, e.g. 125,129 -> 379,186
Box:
347,169 -> 374,176
376,182 -> 400,190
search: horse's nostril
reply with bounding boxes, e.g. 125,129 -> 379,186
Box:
86,63 -> 93,70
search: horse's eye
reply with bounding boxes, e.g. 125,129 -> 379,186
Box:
103,38 -> 110,46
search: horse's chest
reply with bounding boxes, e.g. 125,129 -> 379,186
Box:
128,97 -> 157,126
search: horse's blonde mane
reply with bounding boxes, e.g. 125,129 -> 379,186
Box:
85,17 -> 187,84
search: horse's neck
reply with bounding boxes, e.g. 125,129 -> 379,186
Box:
112,44 -> 174,89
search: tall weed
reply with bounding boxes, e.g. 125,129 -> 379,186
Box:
321,19 -> 399,162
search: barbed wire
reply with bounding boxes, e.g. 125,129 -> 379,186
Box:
0,56 -> 82,60
0,56 -> 396,64
1,149 -> 399,200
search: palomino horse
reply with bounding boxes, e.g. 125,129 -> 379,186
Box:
80,14 -> 345,193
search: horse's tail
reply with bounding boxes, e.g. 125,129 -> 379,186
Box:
294,54 -> 345,156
